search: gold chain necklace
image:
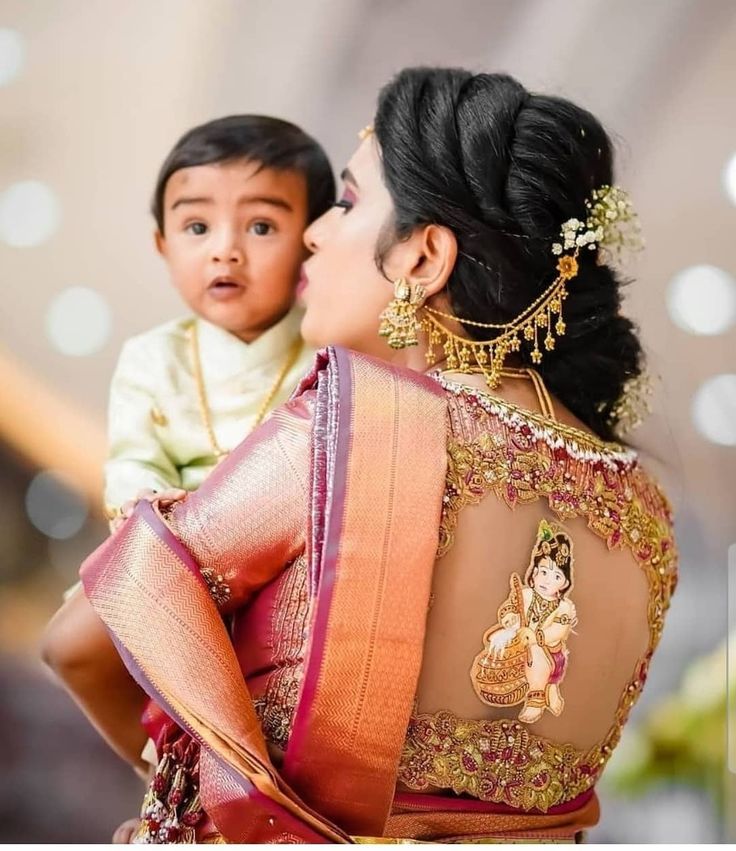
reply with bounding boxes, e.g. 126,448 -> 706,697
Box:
187,321 -> 303,459
437,365 -> 557,421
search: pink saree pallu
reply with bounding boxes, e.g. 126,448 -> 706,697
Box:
81,347 -> 448,843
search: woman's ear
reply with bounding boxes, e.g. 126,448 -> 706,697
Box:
384,224 -> 457,298
408,223 -> 458,298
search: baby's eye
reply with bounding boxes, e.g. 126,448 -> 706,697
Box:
249,221 -> 274,236
185,222 -> 208,236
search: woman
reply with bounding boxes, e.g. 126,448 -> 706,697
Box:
43,67 -> 677,843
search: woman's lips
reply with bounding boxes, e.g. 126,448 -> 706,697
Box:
296,268 -> 309,297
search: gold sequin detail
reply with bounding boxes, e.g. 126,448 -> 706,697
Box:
399,710 -> 603,812
400,649 -> 651,812
200,567 -> 231,608
437,386 -> 677,654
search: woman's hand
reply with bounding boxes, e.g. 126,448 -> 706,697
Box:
111,487 -> 187,532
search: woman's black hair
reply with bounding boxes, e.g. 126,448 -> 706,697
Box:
374,67 -> 643,441
152,115 -> 335,233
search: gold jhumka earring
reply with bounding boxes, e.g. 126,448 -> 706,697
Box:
376,184 -> 642,391
378,278 -> 427,349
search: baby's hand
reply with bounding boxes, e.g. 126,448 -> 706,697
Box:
112,817 -> 141,843
111,487 -> 187,531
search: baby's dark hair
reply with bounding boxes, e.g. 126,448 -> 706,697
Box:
374,67 -> 644,441
152,115 -> 335,233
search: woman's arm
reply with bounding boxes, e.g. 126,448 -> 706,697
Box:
41,586 -> 149,777
41,388 -> 316,768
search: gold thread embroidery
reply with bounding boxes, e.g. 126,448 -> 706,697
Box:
437,384 -> 677,654
399,649 -> 653,810
399,710 -> 601,812
254,553 -> 310,749
398,382 -> 677,809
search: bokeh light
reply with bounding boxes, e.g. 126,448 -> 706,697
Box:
25,471 -> 88,540
0,180 -> 60,247
723,152 -> 736,207
692,374 -> 736,446
0,28 -> 25,87
667,265 -> 736,336
45,287 -> 112,356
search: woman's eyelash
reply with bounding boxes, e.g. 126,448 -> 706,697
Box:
333,199 -> 354,212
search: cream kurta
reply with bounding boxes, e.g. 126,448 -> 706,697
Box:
104,305 -> 313,511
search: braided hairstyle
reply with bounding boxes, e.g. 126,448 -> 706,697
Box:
373,67 -> 643,441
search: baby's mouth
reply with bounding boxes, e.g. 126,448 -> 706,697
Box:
209,276 -> 244,292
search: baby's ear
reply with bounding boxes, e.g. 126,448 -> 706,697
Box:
154,229 -> 166,257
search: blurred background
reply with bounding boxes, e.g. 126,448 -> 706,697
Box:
1,0 -> 735,842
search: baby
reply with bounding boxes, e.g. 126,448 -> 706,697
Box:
105,115 -> 334,523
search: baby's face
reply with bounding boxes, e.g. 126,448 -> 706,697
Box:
533,558 -> 567,599
156,159 -> 308,341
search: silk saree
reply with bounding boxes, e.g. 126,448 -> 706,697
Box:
80,347 -> 677,843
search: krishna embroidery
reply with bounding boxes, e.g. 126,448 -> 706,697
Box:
471,519 -> 578,723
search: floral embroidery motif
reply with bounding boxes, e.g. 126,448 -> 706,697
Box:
399,710 -> 601,812
436,380 -> 677,651
399,654 -> 653,813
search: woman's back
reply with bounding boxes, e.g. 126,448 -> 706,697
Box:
401,373 -> 677,812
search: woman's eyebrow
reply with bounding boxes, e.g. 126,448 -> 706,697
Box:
340,168 -> 359,188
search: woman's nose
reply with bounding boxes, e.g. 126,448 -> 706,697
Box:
303,223 -> 319,253
303,210 -> 329,253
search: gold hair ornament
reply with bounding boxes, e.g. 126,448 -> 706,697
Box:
604,371 -> 653,438
378,184 -> 642,390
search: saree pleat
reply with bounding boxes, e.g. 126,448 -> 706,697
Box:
284,348 -> 448,836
